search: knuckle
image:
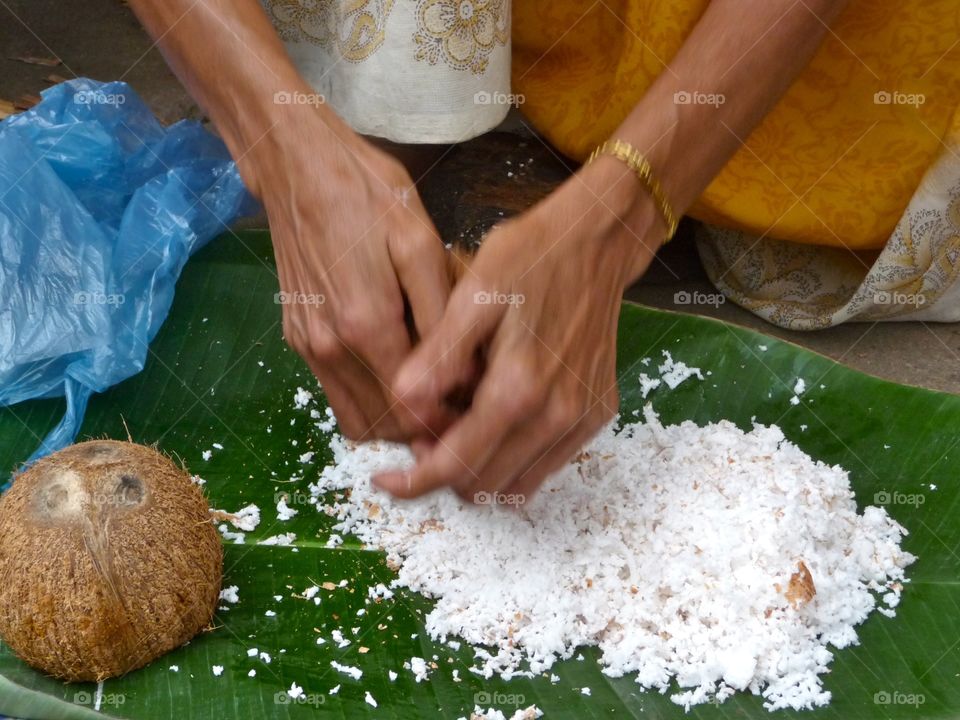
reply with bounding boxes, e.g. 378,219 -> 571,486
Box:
281,316 -> 305,354
512,361 -> 548,411
381,156 -> 412,184
336,306 -> 383,349
392,232 -> 436,269
491,374 -> 541,420
306,329 -> 342,363
546,394 -> 582,435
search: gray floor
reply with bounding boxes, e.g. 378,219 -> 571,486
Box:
3,0 -> 959,395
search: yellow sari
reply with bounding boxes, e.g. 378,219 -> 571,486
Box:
514,1 -> 960,326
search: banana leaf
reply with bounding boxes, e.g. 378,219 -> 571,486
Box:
0,230 -> 957,719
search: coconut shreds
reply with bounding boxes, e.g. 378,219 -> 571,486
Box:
310,397 -> 915,712
212,503 -> 260,532
276,496 -> 298,521
257,532 -> 296,546
657,350 -> 704,389
216,524 -> 245,544
331,660 -> 363,680
406,656 -> 431,682
638,373 -> 661,398
293,387 -> 314,409
459,707 -> 543,720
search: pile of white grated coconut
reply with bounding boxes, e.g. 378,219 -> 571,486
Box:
305,365 -> 915,712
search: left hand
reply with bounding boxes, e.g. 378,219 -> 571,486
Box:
373,156 -> 665,502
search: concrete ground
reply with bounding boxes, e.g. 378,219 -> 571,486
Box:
3,0 -> 959,395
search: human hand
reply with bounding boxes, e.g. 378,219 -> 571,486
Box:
373,156 -> 664,500
243,102 -> 454,441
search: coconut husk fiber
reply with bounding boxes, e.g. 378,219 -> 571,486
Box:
0,440 -> 222,681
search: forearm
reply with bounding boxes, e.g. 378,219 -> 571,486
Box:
128,0 -> 348,197
615,0 -> 850,220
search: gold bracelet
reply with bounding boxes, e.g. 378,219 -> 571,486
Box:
587,139 -> 679,243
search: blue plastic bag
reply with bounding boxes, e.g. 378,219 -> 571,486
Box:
0,79 -> 257,466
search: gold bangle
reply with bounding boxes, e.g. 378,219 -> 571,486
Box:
587,139 -> 679,244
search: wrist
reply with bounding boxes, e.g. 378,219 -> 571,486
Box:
575,156 -> 664,285
219,81 -> 353,200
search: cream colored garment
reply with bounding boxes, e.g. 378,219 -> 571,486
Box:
262,0 -> 512,143
697,133 -> 960,329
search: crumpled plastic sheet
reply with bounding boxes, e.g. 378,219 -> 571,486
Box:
0,78 -> 257,468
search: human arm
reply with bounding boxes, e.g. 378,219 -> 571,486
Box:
375,0 -> 852,498
129,0 -> 454,440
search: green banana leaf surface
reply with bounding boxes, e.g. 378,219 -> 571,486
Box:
0,230 -> 957,720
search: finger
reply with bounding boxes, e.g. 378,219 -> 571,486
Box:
460,404 -> 581,501
304,358 -> 369,440
333,350 -> 402,438
317,287 -> 418,440
504,416 -> 606,501
392,284 -> 501,427
457,382 -> 597,501
374,355 -> 543,498
295,309 -> 391,439
333,341 -> 460,443
389,227 -> 451,340
344,299 -> 412,391
410,437 -> 433,462
372,402 -> 504,498
282,305 -> 374,440
445,245 -> 475,285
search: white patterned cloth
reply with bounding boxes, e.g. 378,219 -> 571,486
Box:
262,0 -> 512,143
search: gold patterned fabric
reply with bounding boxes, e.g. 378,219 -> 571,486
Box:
414,0 -> 510,75
513,0 -> 960,251
697,106 -> 960,328
263,0 -> 395,61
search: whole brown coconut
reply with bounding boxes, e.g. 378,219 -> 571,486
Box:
0,440 -> 223,681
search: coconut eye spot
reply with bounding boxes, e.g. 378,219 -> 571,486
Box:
114,475 -> 145,508
71,441 -> 126,465
32,470 -> 87,522
44,484 -> 68,510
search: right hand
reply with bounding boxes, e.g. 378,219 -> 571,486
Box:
239,99 -> 454,442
